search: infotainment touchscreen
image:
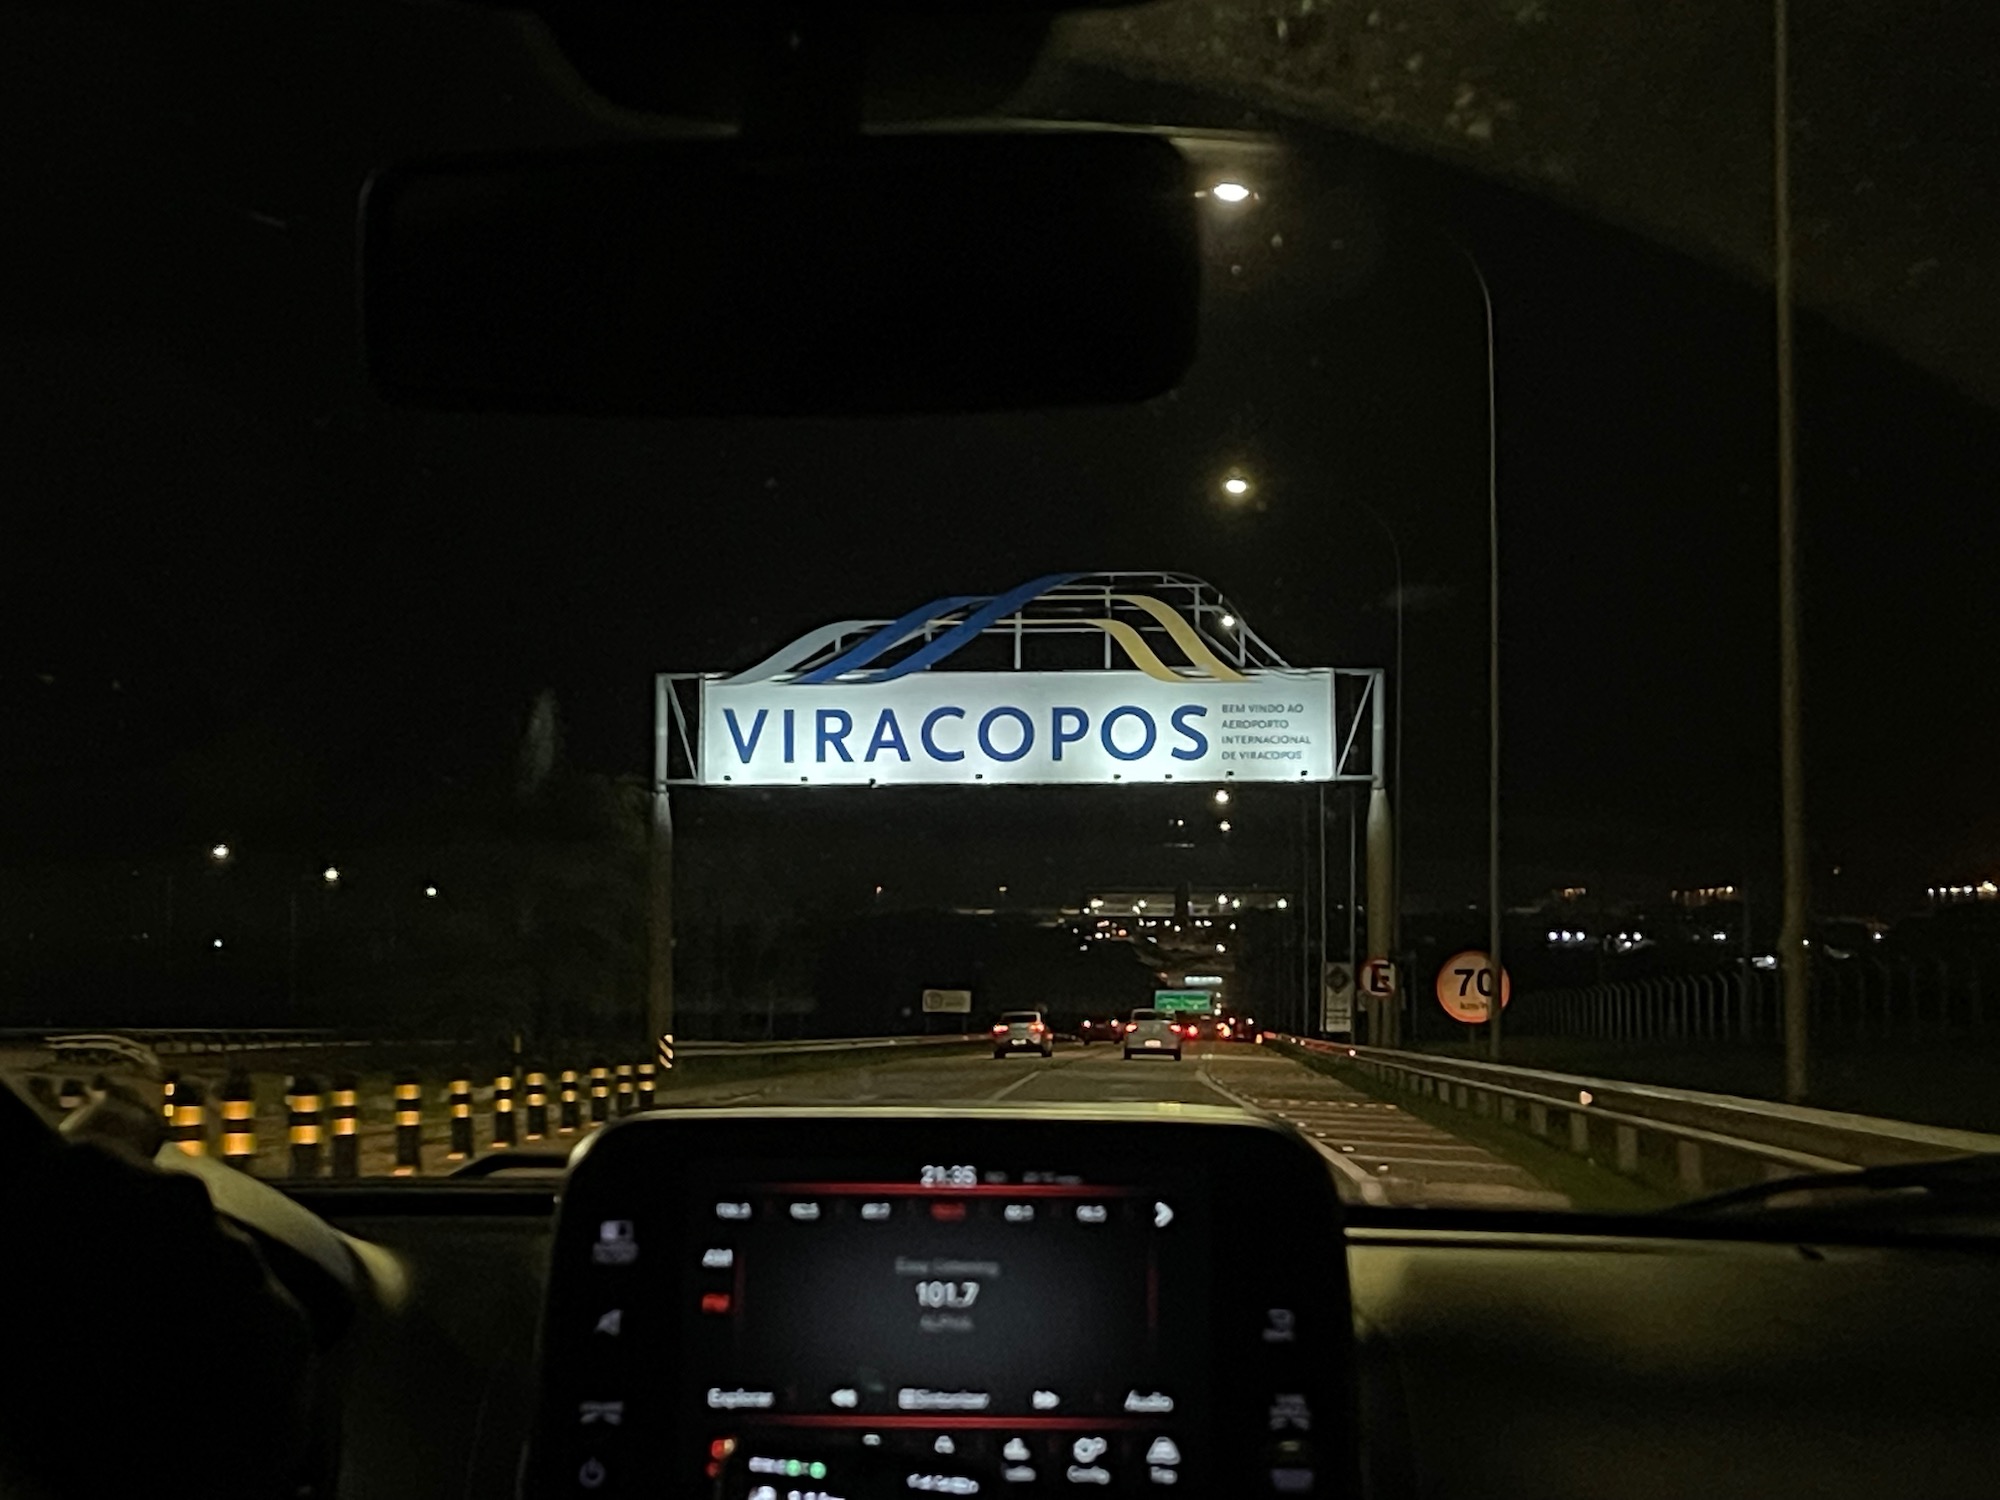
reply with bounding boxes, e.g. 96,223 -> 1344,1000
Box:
678,1159 -> 1208,1497
528,1111 -> 1351,1500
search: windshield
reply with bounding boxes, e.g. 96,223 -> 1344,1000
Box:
6,0 -> 1999,1218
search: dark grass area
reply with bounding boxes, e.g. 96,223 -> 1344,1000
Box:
1411,1037 -> 2000,1138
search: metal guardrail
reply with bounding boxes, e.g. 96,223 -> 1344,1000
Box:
675,1035 -> 979,1057
3,1029 -> 981,1059
1282,1039 -> 2000,1198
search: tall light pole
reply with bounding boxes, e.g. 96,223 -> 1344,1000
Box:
1774,0 -> 1810,1101
1460,247 -> 1503,1063
1344,498 -> 1405,1044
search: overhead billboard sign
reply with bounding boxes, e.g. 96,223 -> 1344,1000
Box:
661,573 -> 1382,791
701,670 -> 1334,787
921,988 -> 973,1014
1154,990 -> 1214,1014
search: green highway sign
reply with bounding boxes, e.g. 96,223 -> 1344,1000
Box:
1154,990 -> 1214,1015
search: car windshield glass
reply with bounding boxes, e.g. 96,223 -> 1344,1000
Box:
7,1 -> 1999,1219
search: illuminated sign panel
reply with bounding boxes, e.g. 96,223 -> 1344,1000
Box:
663,574 -> 1377,791
699,670 -> 1335,787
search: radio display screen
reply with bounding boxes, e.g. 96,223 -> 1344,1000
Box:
676,1159 -> 1210,1497
528,1112 -> 1352,1500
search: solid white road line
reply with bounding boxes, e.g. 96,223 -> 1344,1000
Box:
1195,1061 -> 1390,1206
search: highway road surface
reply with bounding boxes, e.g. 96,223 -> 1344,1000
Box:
5,1040 -> 1566,1208
668,1042 -> 1569,1210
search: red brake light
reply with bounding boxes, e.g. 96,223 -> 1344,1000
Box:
1030,1022 -> 1044,1033
992,1024 -> 1007,1034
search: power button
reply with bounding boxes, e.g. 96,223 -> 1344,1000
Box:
579,1456 -> 608,1490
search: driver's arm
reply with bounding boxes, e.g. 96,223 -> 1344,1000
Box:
0,1079 -> 318,1500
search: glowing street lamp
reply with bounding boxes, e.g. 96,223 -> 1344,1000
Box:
322,866 -> 341,887
1210,180 -> 1251,204
209,843 -> 232,864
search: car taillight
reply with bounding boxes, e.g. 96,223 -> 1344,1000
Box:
992,1024 -> 1007,1034
1168,1024 -> 1183,1035
1030,1023 -> 1044,1033
1125,1023 -> 1136,1033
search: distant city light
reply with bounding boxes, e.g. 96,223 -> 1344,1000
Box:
212,938 -> 223,949
322,866 -> 341,886
1210,181 -> 1251,203
1276,898 -> 1289,910
424,885 -> 439,898
1214,789 -> 1231,805
209,843 -> 231,863
1221,475 -> 1250,497
1089,898 -> 1104,909
1219,820 -> 1232,832
1215,943 -> 1227,953
1219,613 -> 1237,629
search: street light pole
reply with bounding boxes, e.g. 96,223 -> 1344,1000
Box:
1461,247 -> 1504,1062
1774,0 -> 1810,1102
1346,499 -> 1405,1044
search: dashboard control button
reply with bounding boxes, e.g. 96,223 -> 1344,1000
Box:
1071,1437 -> 1109,1465
1268,1468 -> 1315,1494
1124,1391 -> 1173,1414
1075,1204 -> 1108,1224
702,1247 -> 734,1269
1144,1437 -> 1181,1466
860,1201 -> 892,1221
1002,1464 -> 1038,1484
1268,1393 -> 1312,1432
1032,1390 -> 1061,1410
1154,1201 -> 1174,1228
831,1388 -> 859,1409
591,1221 -> 637,1266
1262,1308 -> 1296,1343
578,1400 -> 623,1426
715,1201 -> 752,1221
593,1309 -> 622,1336
1002,1438 -> 1032,1463
1149,1466 -> 1179,1486
577,1457 -> 607,1490
1065,1464 -> 1112,1486
699,1292 -> 732,1314
933,1435 -> 956,1456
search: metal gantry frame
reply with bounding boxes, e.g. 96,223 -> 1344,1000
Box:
648,572 -> 1392,1052
655,571 -> 1385,788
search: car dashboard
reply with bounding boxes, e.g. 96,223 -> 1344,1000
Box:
262,1107 -> 1999,1500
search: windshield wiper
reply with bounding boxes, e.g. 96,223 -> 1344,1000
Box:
1668,1152 -> 2000,1219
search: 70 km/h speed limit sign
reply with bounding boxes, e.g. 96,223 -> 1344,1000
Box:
1435,950 -> 1512,1024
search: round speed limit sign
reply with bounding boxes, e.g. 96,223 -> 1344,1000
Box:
1435,950 -> 1513,1023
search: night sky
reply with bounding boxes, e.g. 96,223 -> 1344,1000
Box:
5,1 -> 1998,917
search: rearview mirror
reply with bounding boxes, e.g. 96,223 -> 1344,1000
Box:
360,131 -> 1199,417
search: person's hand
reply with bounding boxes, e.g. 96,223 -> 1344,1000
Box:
59,1073 -> 163,1161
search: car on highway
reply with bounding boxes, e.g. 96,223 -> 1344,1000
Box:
991,1010 -> 1054,1059
1122,1009 -> 1183,1060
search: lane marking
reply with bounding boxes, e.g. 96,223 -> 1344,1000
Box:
983,1047 -> 1095,1102
1195,1063 -> 1388,1205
